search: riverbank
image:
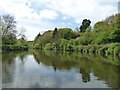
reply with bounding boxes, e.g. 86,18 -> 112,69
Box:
1,42 -> 120,57
42,43 -> 120,57
2,45 -> 28,51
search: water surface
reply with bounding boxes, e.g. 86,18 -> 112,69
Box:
2,50 -> 120,88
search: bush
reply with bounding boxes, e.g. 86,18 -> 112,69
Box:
59,39 -> 69,50
106,44 -> 114,55
44,43 -> 55,50
105,43 -> 120,56
78,32 -> 93,45
114,46 -> 120,55
92,33 -> 110,45
33,44 -> 40,49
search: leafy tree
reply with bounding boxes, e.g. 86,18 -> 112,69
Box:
33,30 -> 53,49
59,39 -> 69,50
78,30 -> 93,45
17,37 -> 28,46
109,14 -> 120,42
59,28 -> 79,40
1,14 -> 26,45
92,14 -> 120,44
109,29 -> 120,42
0,14 -> 17,45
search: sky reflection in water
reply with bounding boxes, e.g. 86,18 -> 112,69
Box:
2,51 -> 119,88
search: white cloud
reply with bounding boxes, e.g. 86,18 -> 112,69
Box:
0,0 -> 119,40
68,23 -> 71,25
45,0 -> 118,23
62,16 -> 67,20
40,9 -> 58,20
29,0 -> 119,25
0,0 -> 58,40
17,17 -> 57,40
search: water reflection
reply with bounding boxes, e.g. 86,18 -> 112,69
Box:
2,50 -> 120,88
79,67 -> 90,83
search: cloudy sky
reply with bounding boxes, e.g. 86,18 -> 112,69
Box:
0,0 -> 119,40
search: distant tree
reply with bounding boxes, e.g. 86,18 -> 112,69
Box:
38,32 -> 41,36
17,37 -> 28,46
80,19 -> 91,33
53,27 -> 57,38
34,32 -> 41,41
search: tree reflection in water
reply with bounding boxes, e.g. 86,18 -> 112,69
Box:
79,67 -> 90,83
2,50 -> 120,88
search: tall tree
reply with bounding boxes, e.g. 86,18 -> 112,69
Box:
0,14 -> 17,38
53,27 -> 57,38
80,19 -> 91,33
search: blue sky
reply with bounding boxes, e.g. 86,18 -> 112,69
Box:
0,0 -> 119,40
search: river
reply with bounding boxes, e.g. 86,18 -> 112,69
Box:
1,50 -> 120,88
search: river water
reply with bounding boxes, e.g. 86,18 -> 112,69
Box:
1,50 -> 120,88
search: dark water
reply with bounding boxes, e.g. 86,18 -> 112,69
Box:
2,50 -> 120,88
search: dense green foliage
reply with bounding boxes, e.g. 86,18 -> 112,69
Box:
33,28 -> 79,50
33,14 -> 120,56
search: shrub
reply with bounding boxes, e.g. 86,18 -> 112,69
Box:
106,43 -> 120,55
44,43 -> 55,50
114,46 -> 120,55
33,44 -> 40,49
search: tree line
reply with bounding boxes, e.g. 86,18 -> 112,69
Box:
33,14 -> 120,56
0,14 -> 28,50
0,13 -> 120,56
